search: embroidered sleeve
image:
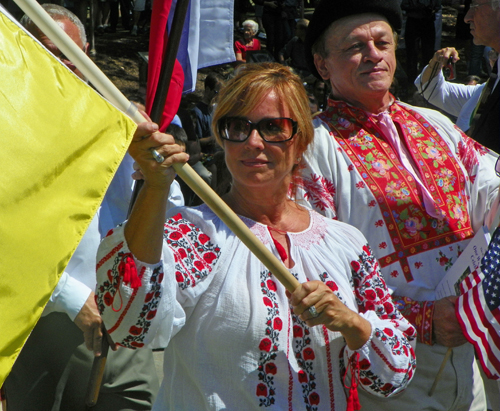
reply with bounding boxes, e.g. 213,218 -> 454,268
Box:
392,295 -> 435,345
345,243 -> 417,398
95,213 -> 221,349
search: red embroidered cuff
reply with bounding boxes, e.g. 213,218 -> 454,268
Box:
392,296 -> 435,345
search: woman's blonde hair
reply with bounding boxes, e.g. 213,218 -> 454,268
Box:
212,63 -> 314,157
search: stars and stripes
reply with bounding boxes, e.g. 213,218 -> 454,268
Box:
457,226 -> 500,379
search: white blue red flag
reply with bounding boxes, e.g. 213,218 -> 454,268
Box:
169,0 -> 235,93
457,226 -> 500,379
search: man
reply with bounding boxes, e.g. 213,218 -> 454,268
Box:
192,72 -> 224,155
279,19 -> 311,79
4,5 -> 183,410
298,0 -> 500,409
416,0 -> 499,151
401,0 -> 441,83
415,46 -> 486,133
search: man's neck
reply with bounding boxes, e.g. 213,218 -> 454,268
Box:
331,92 -> 393,114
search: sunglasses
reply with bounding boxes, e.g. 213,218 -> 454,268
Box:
218,117 -> 298,143
496,156 -> 500,177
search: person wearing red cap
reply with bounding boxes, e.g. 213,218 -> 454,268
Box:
296,0 -> 500,409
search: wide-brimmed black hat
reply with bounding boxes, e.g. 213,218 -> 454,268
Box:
305,0 -> 403,79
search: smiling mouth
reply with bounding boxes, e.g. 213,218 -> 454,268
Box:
241,159 -> 268,166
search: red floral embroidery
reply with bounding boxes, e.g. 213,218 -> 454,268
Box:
164,214 -> 221,290
457,134 -> 485,177
291,312 -> 321,410
295,173 -> 336,214
347,244 -> 417,395
319,101 -> 474,279
257,270 -> 281,407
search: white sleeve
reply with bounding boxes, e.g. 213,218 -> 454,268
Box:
167,179 -> 185,210
43,271 -> 92,320
415,67 -> 481,118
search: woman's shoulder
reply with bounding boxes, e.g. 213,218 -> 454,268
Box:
310,210 -> 369,247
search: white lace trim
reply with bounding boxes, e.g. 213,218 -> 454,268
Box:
239,209 -> 327,250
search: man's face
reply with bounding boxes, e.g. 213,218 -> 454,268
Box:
464,1 -> 500,50
313,14 -> 396,107
28,18 -> 88,80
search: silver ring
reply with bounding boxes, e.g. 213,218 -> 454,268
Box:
151,148 -> 164,163
308,306 -> 319,318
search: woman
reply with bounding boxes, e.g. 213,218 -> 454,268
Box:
234,20 -> 261,63
96,63 -> 416,410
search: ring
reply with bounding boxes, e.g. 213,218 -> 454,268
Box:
151,148 -> 164,163
308,306 -> 319,318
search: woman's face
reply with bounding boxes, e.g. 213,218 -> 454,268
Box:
223,90 -> 300,193
243,25 -> 254,40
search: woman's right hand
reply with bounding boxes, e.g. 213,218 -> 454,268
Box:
129,121 -> 189,191
124,121 -> 189,264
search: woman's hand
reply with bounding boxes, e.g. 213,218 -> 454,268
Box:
288,280 -> 372,350
124,120 -> 189,264
130,121 -> 189,190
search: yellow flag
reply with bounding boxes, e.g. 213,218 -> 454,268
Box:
0,9 -> 137,385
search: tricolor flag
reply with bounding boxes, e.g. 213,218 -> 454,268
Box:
457,226 -> 500,380
147,0 -> 235,131
169,0 -> 235,94
0,7 -> 136,385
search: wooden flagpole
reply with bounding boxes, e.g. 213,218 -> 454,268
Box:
12,0 -> 301,406
12,0 -> 299,291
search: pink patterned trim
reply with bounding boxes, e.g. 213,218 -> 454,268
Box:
240,210 -> 328,251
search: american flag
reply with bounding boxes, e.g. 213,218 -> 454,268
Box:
457,226 -> 500,380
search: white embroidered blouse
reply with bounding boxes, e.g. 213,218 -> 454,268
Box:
96,205 -> 416,411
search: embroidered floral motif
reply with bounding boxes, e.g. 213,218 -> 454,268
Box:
120,265 -> 163,348
165,213 -> 221,290
436,250 -> 453,271
96,254 -> 163,349
319,272 -> 344,303
392,297 -> 434,344
317,101 -> 474,279
349,245 -> 416,390
257,270 -> 281,407
96,252 -> 124,314
457,133 -> 485,178
295,173 -> 336,214
291,312 -> 321,410
357,340 -> 414,397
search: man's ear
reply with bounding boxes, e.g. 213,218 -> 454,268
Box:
313,53 -> 331,81
83,42 -> 90,56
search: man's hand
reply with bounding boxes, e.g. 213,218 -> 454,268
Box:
74,292 -> 105,356
421,47 -> 460,84
433,296 -> 467,347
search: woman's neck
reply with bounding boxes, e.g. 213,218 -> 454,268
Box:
223,186 -> 308,232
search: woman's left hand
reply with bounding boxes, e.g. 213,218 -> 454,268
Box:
287,280 -> 372,350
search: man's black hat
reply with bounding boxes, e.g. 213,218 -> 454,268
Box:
305,0 -> 403,79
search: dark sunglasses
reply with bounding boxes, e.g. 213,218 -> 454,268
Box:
218,117 -> 298,143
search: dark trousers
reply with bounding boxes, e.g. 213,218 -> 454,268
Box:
405,16 -> 436,83
262,11 -> 283,61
